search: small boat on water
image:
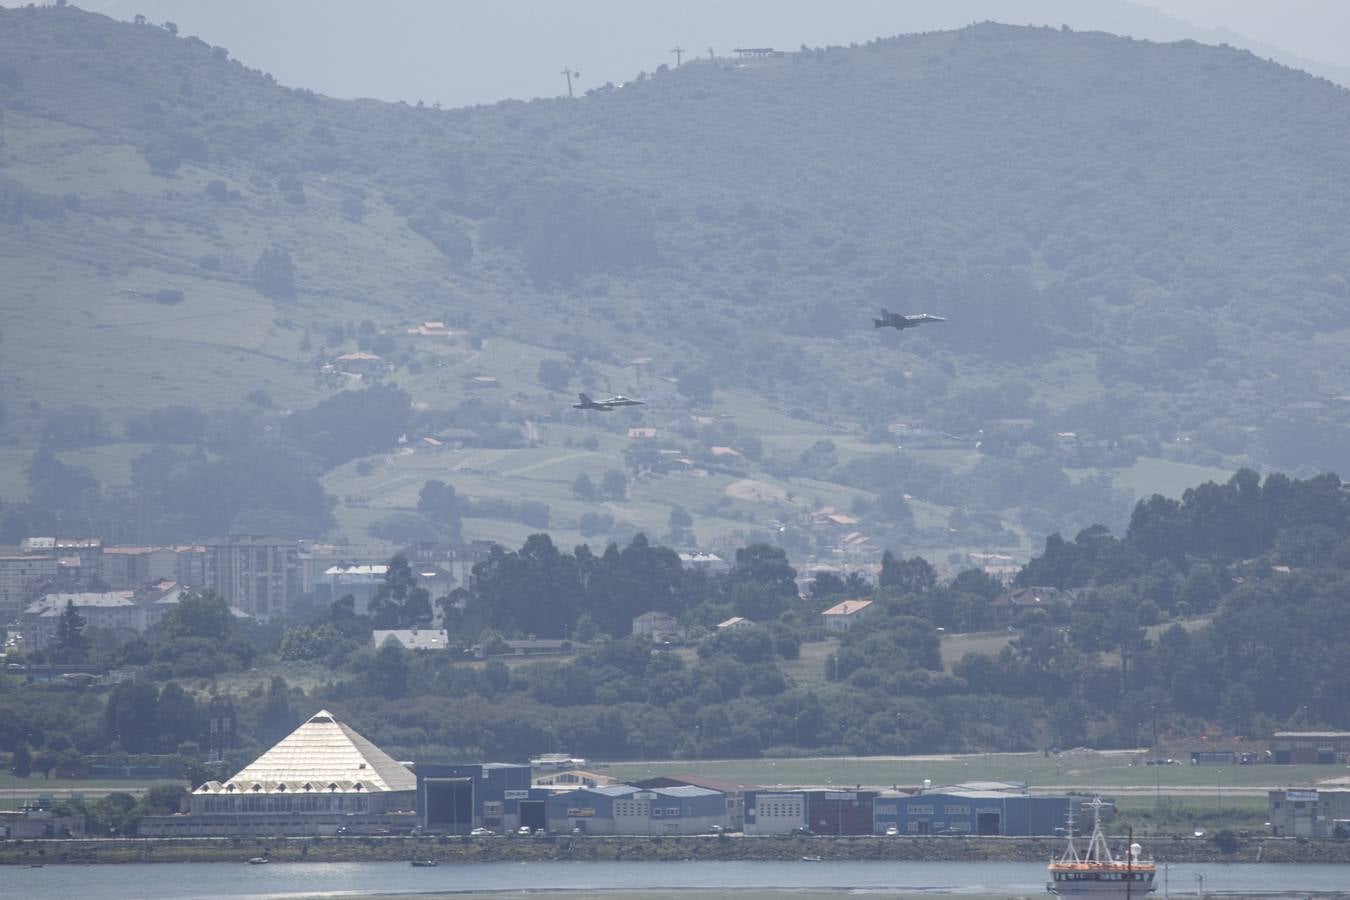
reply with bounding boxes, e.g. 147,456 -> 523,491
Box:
1047,799 -> 1156,896
411,859 -> 439,867
800,855 -> 824,862
247,857 -> 270,865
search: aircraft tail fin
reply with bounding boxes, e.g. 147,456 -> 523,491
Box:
578,393 -> 592,404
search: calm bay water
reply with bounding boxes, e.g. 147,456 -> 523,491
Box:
5,859 -> 1349,900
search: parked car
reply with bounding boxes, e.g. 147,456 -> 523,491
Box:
885,825 -> 899,836
470,827 -> 494,836
517,826 -> 532,835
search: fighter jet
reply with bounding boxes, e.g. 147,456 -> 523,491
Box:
572,392 -> 646,411
873,309 -> 946,331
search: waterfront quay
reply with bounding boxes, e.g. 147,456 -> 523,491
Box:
4,833 -> 1350,866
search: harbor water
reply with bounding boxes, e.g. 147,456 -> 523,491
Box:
4,859 -> 1349,899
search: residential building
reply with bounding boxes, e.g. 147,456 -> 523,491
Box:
373,629 -> 450,651
54,537 -> 103,573
401,541 -> 493,593
678,551 -> 729,575
322,564 -> 387,615
297,541 -> 401,596
173,545 -> 206,587
716,617 -> 753,631
0,552 -> 58,624
544,785 -> 729,835
632,611 -> 682,643
1271,732 -> 1350,764
22,592 -> 139,647
99,546 -> 182,589
204,535 -> 300,619
990,586 -> 1076,624
820,598 -> 876,632
1269,789 -> 1350,837
472,639 -> 576,658
139,710 -> 417,837
334,351 -> 385,374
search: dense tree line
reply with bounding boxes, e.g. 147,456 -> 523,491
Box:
7,470 -> 1350,770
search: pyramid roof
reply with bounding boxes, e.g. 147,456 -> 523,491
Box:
194,709 -> 414,795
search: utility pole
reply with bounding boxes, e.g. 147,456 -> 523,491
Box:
670,45 -> 685,67
561,67 -> 579,98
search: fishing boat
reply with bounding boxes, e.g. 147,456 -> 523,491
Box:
1047,799 -> 1156,896
410,859 -> 439,867
247,856 -> 270,865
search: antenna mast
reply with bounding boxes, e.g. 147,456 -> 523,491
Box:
560,67 -> 579,98
670,46 -> 685,67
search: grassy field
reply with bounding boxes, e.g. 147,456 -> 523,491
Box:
1067,457 -> 1234,501
604,752 -> 1341,793
939,617 -> 1214,671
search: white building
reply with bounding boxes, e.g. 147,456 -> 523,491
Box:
820,598 -> 877,632
744,791 -> 808,835
374,629 -> 450,651
678,551 -> 729,575
632,611 -> 682,643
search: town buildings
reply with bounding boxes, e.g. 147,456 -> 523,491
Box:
139,710 -> 417,837
0,551 -> 59,624
203,535 -> 300,619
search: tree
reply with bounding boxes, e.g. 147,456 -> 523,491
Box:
161,590 -> 234,641
880,551 -> 936,594
668,505 -> 693,529
252,244 -> 296,299
55,599 -> 87,661
537,359 -> 571,392
9,742 -> 32,777
368,642 -> 410,699
416,479 -> 463,542
155,682 -> 201,750
677,370 -> 714,406
572,473 -> 598,501
600,469 -> 628,500
104,682 -> 160,753
368,555 -> 432,628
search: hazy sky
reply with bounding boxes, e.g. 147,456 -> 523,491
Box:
76,0 -> 1350,107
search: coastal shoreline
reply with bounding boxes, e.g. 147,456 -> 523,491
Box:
5,833 -> 1350,866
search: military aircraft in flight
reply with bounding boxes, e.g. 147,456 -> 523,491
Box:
873,309 -> 946,331
572,392 -> 646,411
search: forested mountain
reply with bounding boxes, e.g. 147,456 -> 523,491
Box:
4,6 -> 1350,552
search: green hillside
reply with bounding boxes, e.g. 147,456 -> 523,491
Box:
3,7 -> 1350,553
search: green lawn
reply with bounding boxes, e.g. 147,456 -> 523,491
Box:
603,752 -> 1337,793
1067,457 -> 1233,502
